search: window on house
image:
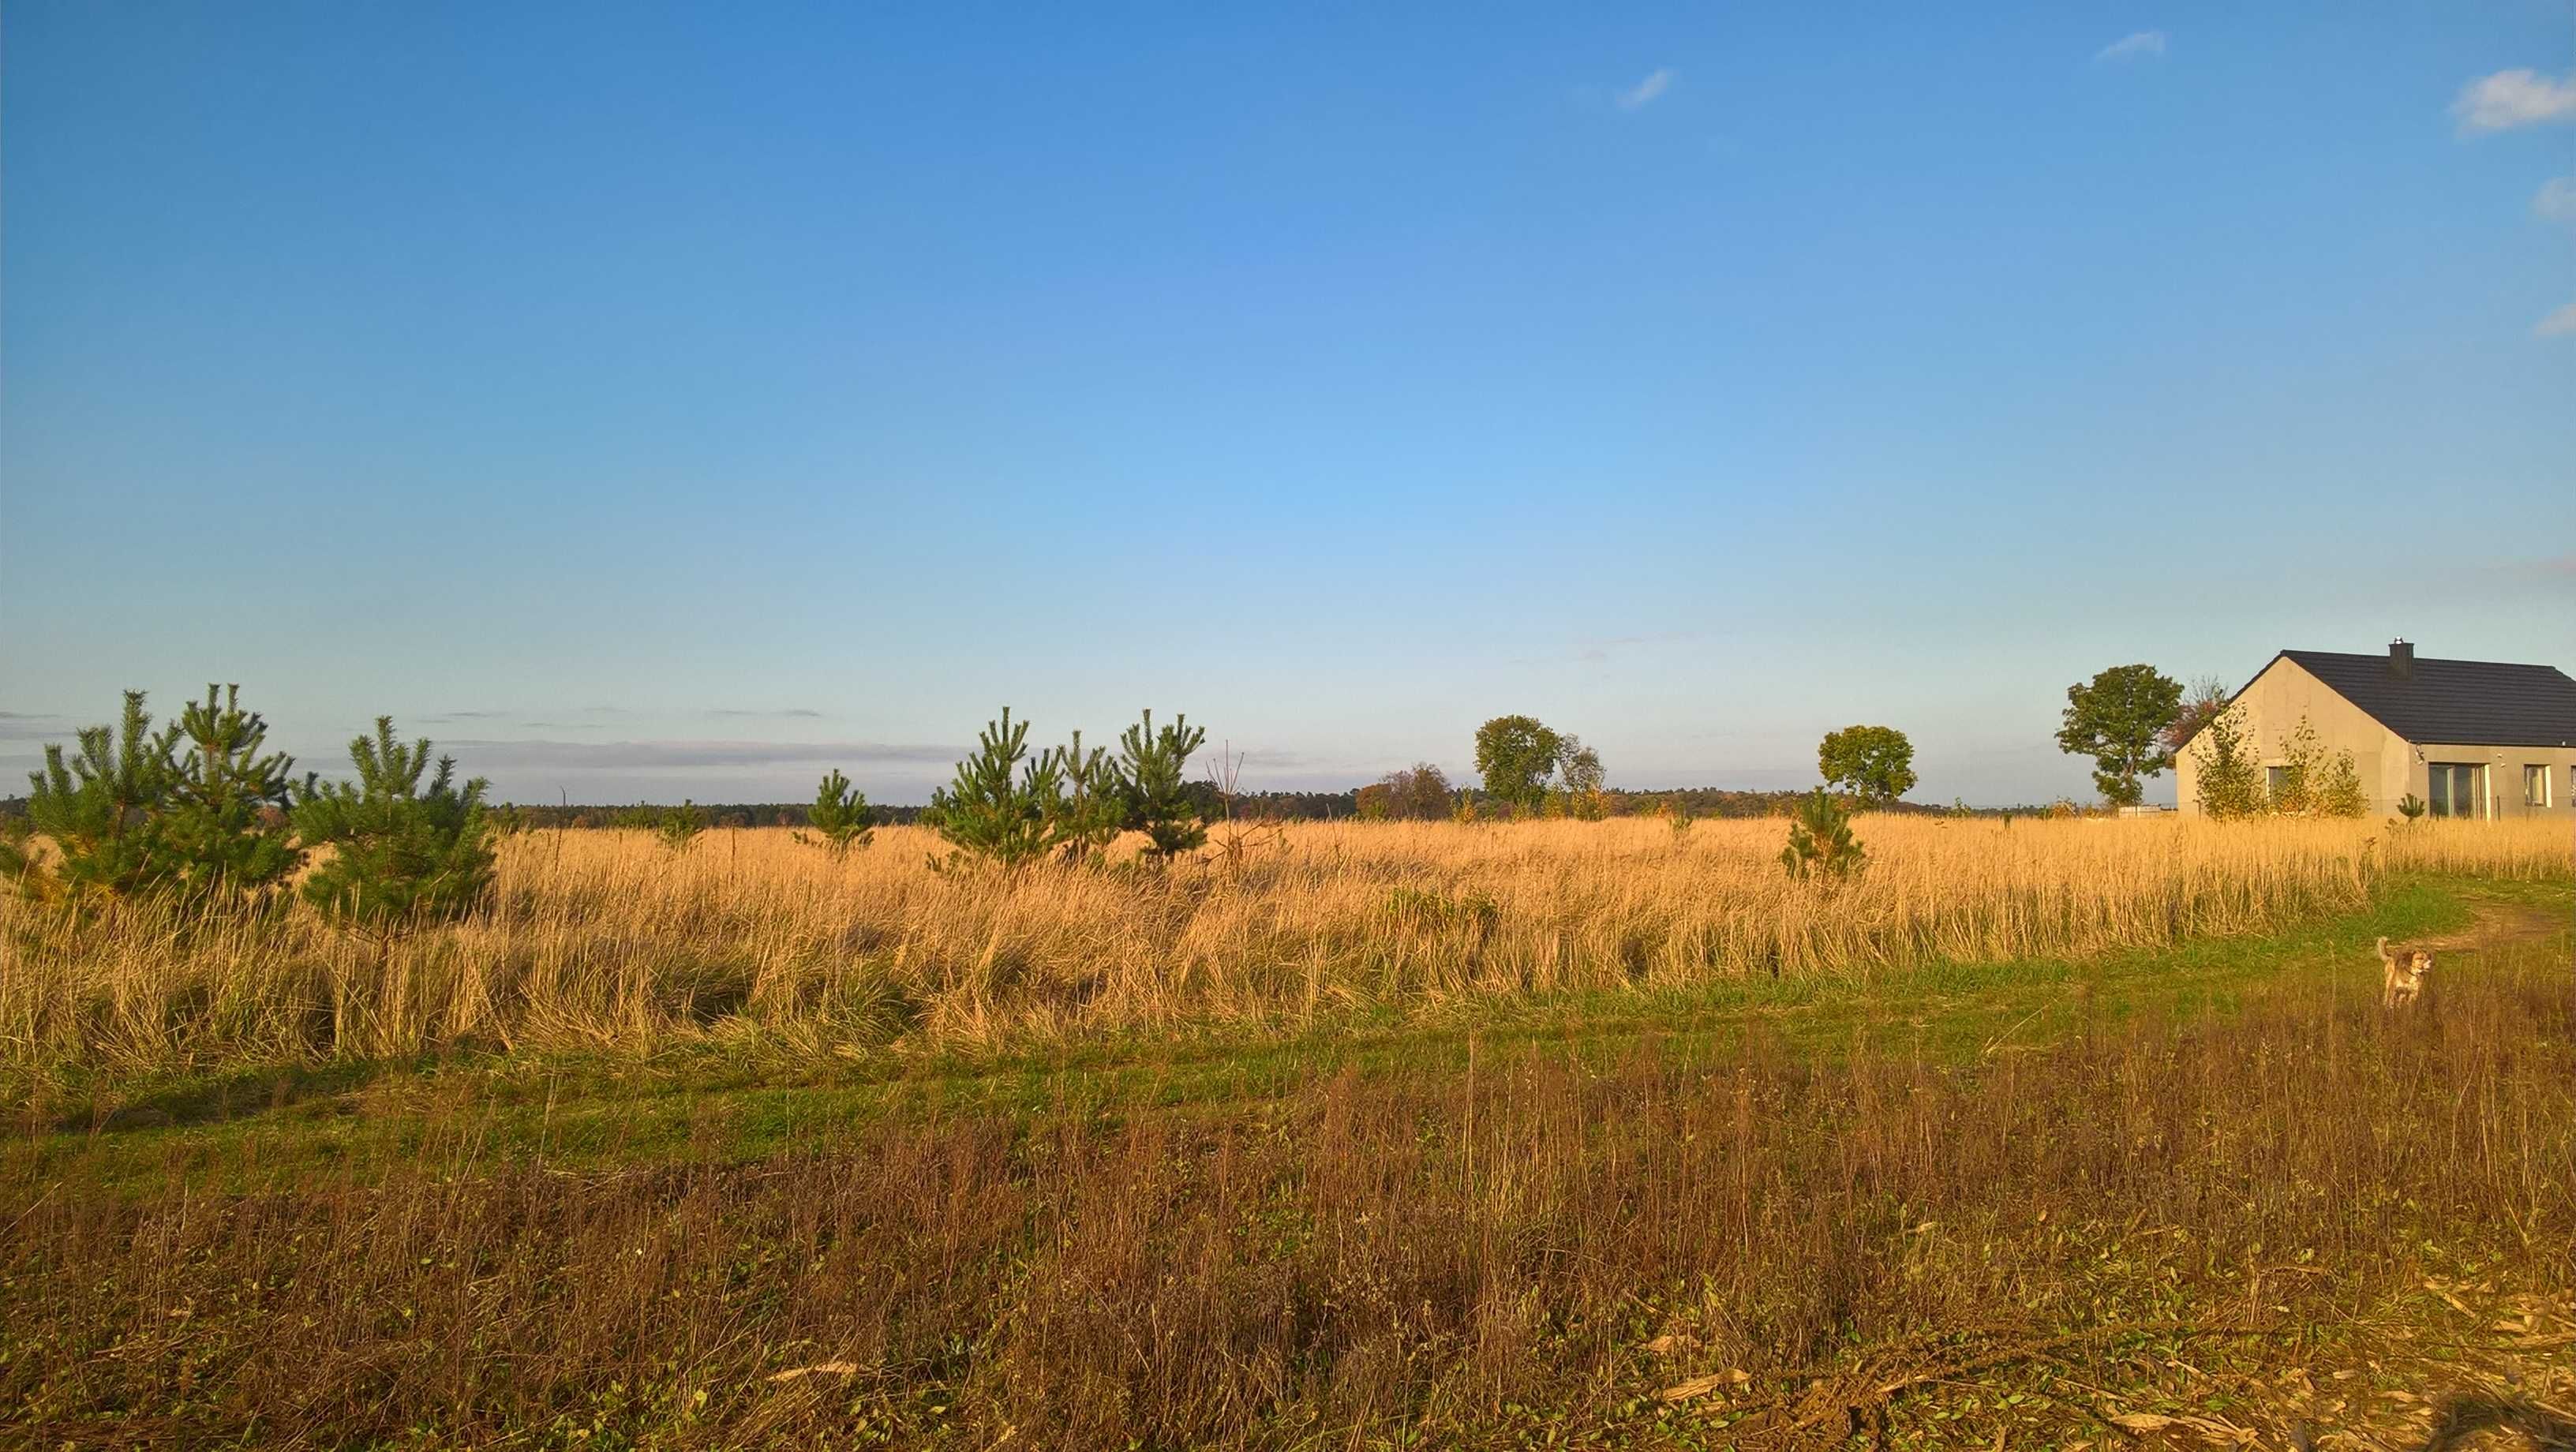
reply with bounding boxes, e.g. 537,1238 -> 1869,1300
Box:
2427,763 -> 2484,819
2267,766 -> 2290,801
2529,765 -> 2555,808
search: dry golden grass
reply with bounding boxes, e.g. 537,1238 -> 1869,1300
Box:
2,814 -> 2563,1076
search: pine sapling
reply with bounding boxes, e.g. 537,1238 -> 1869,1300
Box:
1114,709 -> 1208,862
796,769 -> 874,856
656,801 -> 709,855
0,691 -> 183,907
928,709 -> 1063,870
158,684 -> 305,911
1049,731 -> 1125,865
1780,789 -> 1865,881
293,717 -> 496,935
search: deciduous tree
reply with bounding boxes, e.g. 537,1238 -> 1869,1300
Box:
1379,762 -> 1454,821
1473,715 -> 1563,818
1817,724 -> 1916,804
2188,706 -> 2265,819
2056,664 -> 2184,807
2160,675 -> 2231,757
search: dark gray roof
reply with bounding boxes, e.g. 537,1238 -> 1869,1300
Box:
2275,650 -> 2576,747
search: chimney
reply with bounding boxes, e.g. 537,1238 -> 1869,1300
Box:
2389,638 -> 2413,679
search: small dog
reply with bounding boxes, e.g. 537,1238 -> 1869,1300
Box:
2378,935 -> 2433,1009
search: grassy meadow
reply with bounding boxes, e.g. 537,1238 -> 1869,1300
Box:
2,814 -> 2565,1082
2,815 -> 2571,1448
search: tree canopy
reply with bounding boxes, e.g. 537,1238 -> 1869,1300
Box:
1817,724 -> 1916,803
2056,664 -> 2185,806
1473,716 -> 1563,817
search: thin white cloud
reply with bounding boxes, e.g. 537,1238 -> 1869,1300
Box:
1614,68 -> 1674,111
2452,69 -> 2576,133
2537,176 -> 2576,224
441,739 -> 963,770
2094,31 -> 2167,64
2534,301 -> 2576,338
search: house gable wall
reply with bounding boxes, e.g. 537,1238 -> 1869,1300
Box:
2175,657 -> 2409,816
2177,657 -> 2576,818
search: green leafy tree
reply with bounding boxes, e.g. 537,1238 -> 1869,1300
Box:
0,691 -> 182,905
1817,724 -> 1917,804
1473,715 -> 1563,818
2395,793 -> 2427,823
157,684 -> 305,909
1555,736 -> 1607,818
1779,789 -> 1865,880
2056,664 -> 2185,807
2188,706 -> 2266,819
1113,709 -> 1208,861
795,769 -> 874,855
929,708 -> 1065,870
293,718 -> 496,934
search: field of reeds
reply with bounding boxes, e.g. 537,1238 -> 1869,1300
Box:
5,930 -> 2571,1450
3,815 -> 2566,1080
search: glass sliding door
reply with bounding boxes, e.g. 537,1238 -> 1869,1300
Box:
2426,763 -> 2484,819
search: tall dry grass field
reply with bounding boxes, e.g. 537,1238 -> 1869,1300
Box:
2,815 -> 2563,1077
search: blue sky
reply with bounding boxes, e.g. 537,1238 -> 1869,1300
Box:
4,2 -> 2570,806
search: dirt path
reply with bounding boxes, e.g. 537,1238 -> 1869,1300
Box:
2409,896 -> 2570,955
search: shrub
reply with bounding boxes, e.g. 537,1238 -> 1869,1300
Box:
293,718 -> 496,934
794,769 -> 874,856
2189,707 -> 2266,820
1780,789 -> 1865,880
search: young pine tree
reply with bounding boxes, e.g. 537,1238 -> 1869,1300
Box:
655,801 -> 708,855
293,718 -> 497,934
1049,731 -> 1126,865
795,769 -> 874,856
1114,709 -> 1208,862
0,691 -> 182,906
1780,789 -> 1865,881
156,683 -> 305,910
928,709 -> 1065,870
